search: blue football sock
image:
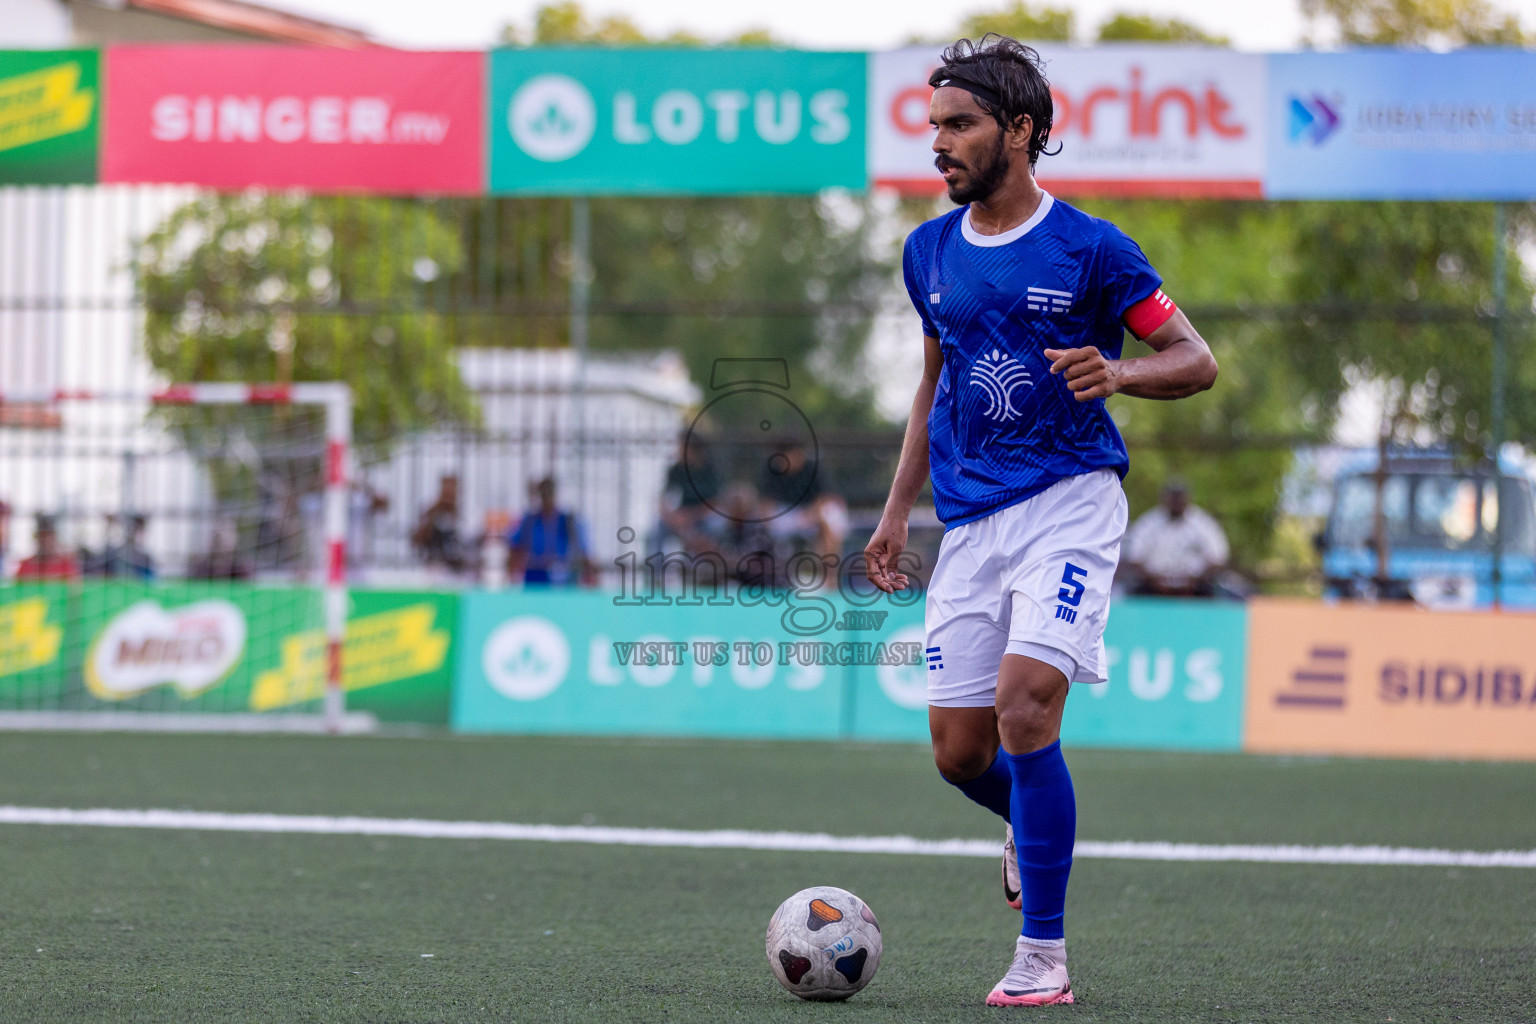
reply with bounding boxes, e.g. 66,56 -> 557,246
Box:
944,750 -> 1012,820
1003,740 -> 1076,941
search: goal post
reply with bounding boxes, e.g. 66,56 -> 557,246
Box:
0,383 -> 353,732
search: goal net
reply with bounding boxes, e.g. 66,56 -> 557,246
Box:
0,384 -> 352,730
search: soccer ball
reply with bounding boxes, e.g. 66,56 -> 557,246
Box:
765,886 -> 882,1000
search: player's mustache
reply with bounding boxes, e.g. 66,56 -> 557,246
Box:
934,156 -> 965,173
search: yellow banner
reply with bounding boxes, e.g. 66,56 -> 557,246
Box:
0,62 -> 95,153
1245,598 -> 1536,760
250,603 -> 450,711
0,598 -> 63,675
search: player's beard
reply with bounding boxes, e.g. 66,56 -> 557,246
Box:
939,131 -> 1010,205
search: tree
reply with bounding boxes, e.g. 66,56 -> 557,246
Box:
1301,0 -> 1528,45
960,3 -> 1074,42
137,193 -> 475,449
1096,13 -> 1231,44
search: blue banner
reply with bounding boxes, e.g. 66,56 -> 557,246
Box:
1266,50 -> 1536,200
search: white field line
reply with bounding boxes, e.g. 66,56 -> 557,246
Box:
0,806 -> 1532,868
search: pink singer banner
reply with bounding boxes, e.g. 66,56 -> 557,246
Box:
103,46 -> 482,194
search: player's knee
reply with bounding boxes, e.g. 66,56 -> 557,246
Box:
996,701 -> 1054,750
932,743 -> 993,784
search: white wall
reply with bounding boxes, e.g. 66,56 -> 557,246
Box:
1,0 -> 72,47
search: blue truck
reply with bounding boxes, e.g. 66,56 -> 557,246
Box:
1318,449 -> 1536,609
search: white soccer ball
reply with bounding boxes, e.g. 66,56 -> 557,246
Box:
765,885 -> 882,1001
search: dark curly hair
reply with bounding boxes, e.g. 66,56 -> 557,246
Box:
928,34 -> 1058,168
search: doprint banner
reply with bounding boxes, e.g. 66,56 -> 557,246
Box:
871,47 -> 1266,198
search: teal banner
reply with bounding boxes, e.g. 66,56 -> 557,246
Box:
452,591 -> 1246,749
487,48 -> 866,194
453,588 -> 910,737
843,599 -> 1246,749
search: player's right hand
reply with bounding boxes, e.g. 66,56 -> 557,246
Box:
864,517 -> 911,593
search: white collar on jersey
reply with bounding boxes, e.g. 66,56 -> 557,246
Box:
960,191 -> 1055,248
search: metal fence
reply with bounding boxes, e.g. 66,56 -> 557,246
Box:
2,185 -> 1529,591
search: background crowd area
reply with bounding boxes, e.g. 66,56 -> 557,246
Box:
1,2 -> 1533,607
0,455 -> 1241,601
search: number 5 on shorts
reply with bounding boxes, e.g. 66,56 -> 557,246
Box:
1057,563 -> 1088,607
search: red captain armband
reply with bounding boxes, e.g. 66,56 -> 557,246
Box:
1122,288 -> 1178,339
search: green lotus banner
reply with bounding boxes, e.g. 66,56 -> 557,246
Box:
0,584 -> 454,723
0,50 -> 98,184
452,590 -> 1247,749
488,48 -> 865,194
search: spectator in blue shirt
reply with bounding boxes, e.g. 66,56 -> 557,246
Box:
508,477 -> 592,586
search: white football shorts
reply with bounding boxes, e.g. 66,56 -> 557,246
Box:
924,468 -> 1128,707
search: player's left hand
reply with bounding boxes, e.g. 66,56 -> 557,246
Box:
1044,346 -> 1121,402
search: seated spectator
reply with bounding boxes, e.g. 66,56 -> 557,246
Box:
758,441 -> 847,561
1123,480 -> 1229,597
411,474 -> 467,573
658,437 -> 721,553
100,514 -> 155,580
714,483 -> 777,588
15,515 -> 81,581
508,478 -> 592,586
187,519 -> 250,580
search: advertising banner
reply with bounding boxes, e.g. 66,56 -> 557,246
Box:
0,50 -> 98,184
488,48 -> 865,194
452,588 -> 901,737
249,589 -> 457,724
453,590 -> 1245,749
870,47 -> 1266,198
1266,51 -> 1536,200
102,46 -> 483,194
1245,598 -> 1536,760
847,599 -> 1247,749
0,584 -> 455,724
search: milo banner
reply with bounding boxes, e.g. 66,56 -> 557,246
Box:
488,48 -> 865,194
0,50 -> 99,184
0,584 -> 455,724
453,590 -> 1246,748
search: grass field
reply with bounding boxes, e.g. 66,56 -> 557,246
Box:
1,732 -> 1533,1023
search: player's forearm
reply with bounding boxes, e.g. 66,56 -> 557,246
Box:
883,376 -> 936,520
1113,337 -> 1217,400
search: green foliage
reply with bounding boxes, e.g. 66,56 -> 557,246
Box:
499,1 -> 648,45
501,1 -> 769,47
137,194 -> 476,448
1095,13 -> 1231,44
960,2 -> 1075,42
1301,0 -> 1529,45
582,195 -> 890,426
1077,201 -> 1310,570
1281,201 -> 1536,451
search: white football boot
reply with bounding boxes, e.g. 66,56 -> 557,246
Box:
985,936 -> 1073,1006
1002,823 -> 1022,910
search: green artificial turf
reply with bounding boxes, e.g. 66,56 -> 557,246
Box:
0,733 -> 1533,1023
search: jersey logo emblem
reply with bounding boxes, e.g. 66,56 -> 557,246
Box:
967,348 -> 1033,421
1026,286 -> 1072,314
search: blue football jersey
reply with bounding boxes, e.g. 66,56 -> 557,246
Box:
902,193 -> 1163,526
